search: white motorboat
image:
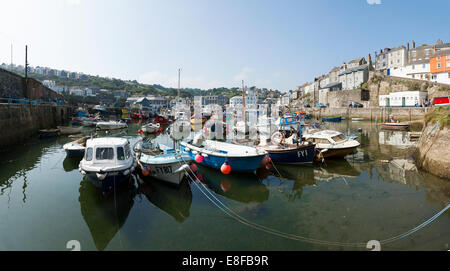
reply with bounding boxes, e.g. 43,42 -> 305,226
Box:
96,120 -> 128,131
303,130 -> 360,158
79,137 -> 135,193
141,123 -> 161,134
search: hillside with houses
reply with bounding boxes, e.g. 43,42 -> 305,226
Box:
293,39 -> 450,109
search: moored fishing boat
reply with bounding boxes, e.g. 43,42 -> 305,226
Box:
303,130 -> 360,159
134,140 -> 192,185
180,135 -> 268,173
57,126 -> 83,136
96,120 -> 128,130
260,131 -> 316,164
381,122 -> 410,130
63,136 -> 89,157
79,137 -> 135,194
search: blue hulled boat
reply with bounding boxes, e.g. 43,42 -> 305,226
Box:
180,138 -> 268,173
262,143 -> 316,164
322,117 -> 342,122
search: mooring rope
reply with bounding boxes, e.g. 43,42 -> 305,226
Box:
177,157 -> 450,248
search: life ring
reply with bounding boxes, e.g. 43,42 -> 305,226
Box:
271,131 -> 285,145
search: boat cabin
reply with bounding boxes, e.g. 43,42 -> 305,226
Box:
83,138 -> 132,167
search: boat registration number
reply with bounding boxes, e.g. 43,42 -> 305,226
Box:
154,166 -> 173,174
297,150 -> 308,157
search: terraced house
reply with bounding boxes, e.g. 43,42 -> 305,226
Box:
430,49 -> 450,85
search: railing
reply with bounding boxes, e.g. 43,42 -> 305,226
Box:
0,97 -> 65,105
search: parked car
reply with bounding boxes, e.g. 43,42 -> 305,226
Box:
349,101 -> 363,108
315,103 -> 327,108
304,104 -> 311,108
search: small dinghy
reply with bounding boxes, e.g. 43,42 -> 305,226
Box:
79,137 -> 135,194
39,129 -> 60,138
141,123 -> 161,134
180,134 -> 268,173
63,136 -> 90,157
381,123 -> 410,131
351,118 -> 365,121
96,120 -> 128,131
322,117 -> 342,122
57,126 -> 83,136
134,140 -> 192,185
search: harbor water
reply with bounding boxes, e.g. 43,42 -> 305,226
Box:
0,120 -> 449,251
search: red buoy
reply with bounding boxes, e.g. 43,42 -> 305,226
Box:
221,162 -> 231,175
195,154 -> 204,163
189,163 -> 198,173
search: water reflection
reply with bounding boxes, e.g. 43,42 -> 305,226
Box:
275,165 -> 316,201
198,165 -> 269,204
137,177 -> 192,223
314,159 -> 361,181
379,131 -> 415,148
63,157 -> 81,172
78,177 -> 136,251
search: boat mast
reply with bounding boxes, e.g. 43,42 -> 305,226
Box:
242,80 -> 246,131
177,68 -> 181,99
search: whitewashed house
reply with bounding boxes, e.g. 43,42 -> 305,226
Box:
379,91 -> 428,107
390,59 -> 431,81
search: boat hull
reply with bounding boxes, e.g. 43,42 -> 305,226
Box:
381,123 -> 410,130
84,171 -> 132,194
318,146 -> 358,158
65,148 -> 85,158
265,144 -> 315,164
138,160 -> 189,185
322,117 -> 342,122
39,129 -> 60,138
181,145 -> 266,172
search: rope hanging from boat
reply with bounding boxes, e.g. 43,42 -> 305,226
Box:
177,157 -> 450,248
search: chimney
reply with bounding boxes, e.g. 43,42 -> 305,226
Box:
437,39 -> 443,45
406,42 -> 409,51
380,49 -> 383,54
412,40 -> 415,48
368,53 -> 372,63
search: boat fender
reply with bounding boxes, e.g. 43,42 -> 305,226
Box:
122,169 -> 130,176
142,166 -> 150,176
80,169 -> 86,175
195,154 -> 204,163
96,172 -> 107,180
185,147 -> 191,152
203,153 -> 208,158
221,162 -> 231,175
192,150 -> 198,155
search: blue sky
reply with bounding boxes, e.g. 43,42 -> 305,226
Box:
0,0 -> 449,92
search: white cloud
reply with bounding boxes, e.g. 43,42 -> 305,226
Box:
367,0 -> 381,4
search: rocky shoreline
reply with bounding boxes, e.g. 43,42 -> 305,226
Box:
414,107 -> 450,180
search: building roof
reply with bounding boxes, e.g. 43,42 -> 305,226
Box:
348,57 -> 365,64
409,59 -> 429,65
329,66 -> 341,73
321,82 -> 342,89
431,49 -> 450,57
339,64 -> 368,76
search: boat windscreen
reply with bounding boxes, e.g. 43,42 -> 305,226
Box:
331,134 -> 346,142
117,147 -> 125,160
96,147 -> 114,160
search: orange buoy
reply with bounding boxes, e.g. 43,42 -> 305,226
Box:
221,162 -> 231,175
138,129 -> 143,135
142,166 -> 150,176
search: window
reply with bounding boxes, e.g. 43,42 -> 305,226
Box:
412,51 -> 416,57
437,56 -> 440,61
423,64 -> 426,68
85,147 -> 93,161
331,134 -> 346,142
117,147 -> 125,160
96,147 -> 114,160
437,63 -> 441,69
448,73 -> 450,79
125,143 -> 131,159
412,65 -> 415,70
447,61 -> 450,68
425,49 -> 430,56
